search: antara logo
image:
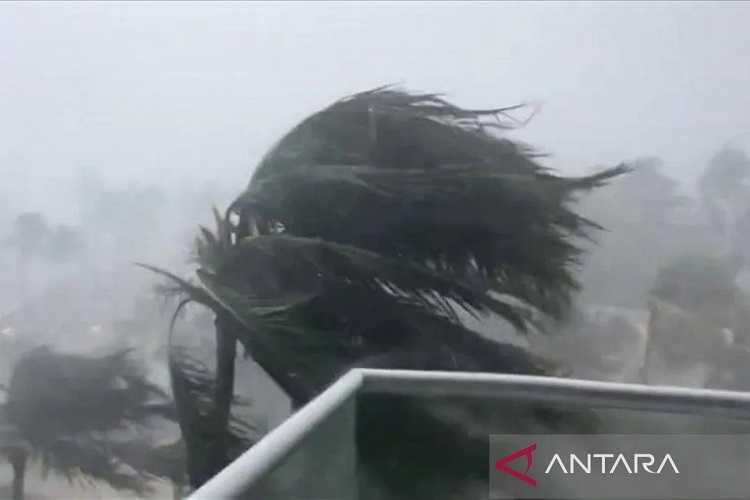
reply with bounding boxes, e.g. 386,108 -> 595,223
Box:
495,443 -> 538,486
496,443 -> 680,487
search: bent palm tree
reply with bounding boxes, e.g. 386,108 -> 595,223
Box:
641,148 -> 750,389
147,87 -> 626,494
0,347 -> 182,499
643,253 -> 750,389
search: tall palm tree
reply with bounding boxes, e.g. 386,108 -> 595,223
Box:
146,87 -> 626,494
0,347 -> 181,499
7,213 -> 49,300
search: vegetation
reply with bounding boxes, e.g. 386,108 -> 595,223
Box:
0,347 -> 181,499
641,148 -> 750,387
146,86 -> 626,493
578,157 -> 691,308
699,147 -> 750,267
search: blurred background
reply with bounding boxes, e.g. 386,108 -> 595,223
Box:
2,2 -> 750,497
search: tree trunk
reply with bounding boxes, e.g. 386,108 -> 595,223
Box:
8,447 -> 27,500
181,315 -> 239,489
214,314 -> 237,446
188,314 -> 238,488
638,301 -> 658,385
16,253 -> 30,303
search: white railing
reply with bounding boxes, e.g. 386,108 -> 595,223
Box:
189,369 -> 750,499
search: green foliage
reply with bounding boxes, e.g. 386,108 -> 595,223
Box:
168,346 -> 254,487
192,234 -> 559,401
145,87 -> 625,490
193,206 -> 233,274
233,88 -> 627,319
220,88 -> 622,394
149,85 -> 626,400
2,347 -> 179,495
651,253 -> 740,311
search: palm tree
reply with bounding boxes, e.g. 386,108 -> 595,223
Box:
578,157 -> 690,308
643,253 -> 750,388
0,412 -> 28,500
0,347 -> 182,499
699,147 -> 750,267
146,87 -> 626,494
162,345 -> 254,490
635,147 -> 750,390
7,213 -> 49,300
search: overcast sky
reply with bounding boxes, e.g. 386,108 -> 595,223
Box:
3,1 -> 750,212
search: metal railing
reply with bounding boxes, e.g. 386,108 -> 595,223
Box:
189,369 -> 750,499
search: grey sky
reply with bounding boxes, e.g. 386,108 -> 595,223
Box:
3,1 -> 750,211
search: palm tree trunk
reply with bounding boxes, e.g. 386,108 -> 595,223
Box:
8,447 -> 27,500
16,253 -> 30,303
212,314 -> 237,470
180,315 -> 240,489
214,314 -> 237,433
639,300 -> 659,385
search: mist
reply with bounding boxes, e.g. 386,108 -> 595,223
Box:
2,2 -> 750,498
4,3 -> 750,208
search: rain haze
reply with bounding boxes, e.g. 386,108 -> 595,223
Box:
3,2 -> 750,211
2,2 -> 750,499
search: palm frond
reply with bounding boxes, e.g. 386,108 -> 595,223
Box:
191,206 -> 234,273
169,347 -> 255,486
7,348 -> 170,438
169,348 -> 254,440
142,87 -> 620,490
108,438 -> 186,483
5,347 -> 177,493
234,163 -> 626,318
230,89 -> 627,322
189,237 -> 559,401
210,234 -> 537,326
250,86 -> 547,182
35,436 -> 154,495
135,263 -> 224,312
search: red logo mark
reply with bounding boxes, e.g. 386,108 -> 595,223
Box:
495,443 -> 538,487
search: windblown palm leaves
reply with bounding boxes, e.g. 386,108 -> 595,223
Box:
147,87 -> 626,490
167,346 -> 254,487
233,88 -> 627,320
1,347 -> 180,496
215,87 -> 623,395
